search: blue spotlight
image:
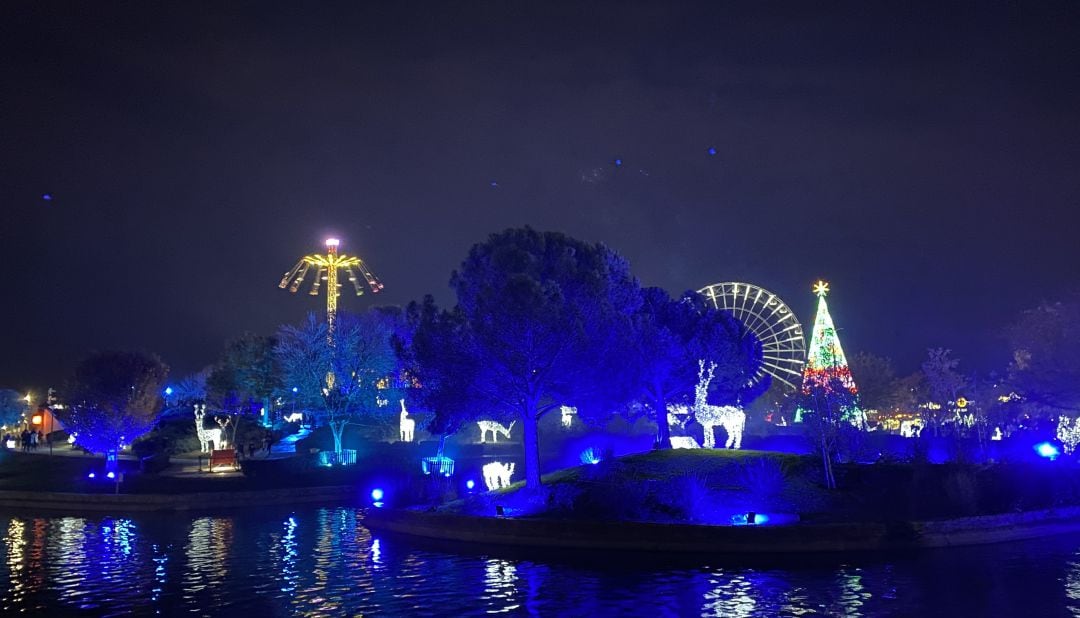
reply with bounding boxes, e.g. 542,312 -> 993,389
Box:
370,488 -> 384,501
466,479 -> 475,490
164,386 -> 173,396
1036,442 -> 1060,460
87,472 -> 95,479
106,471 -> 116,479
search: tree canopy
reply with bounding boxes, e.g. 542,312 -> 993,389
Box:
438,227 -> 642,488
0,389 -> 25,428
207,333 -> 281,425
276,310 -> 401,453
1006,296 -> 1080,415
61,350 -> 168,454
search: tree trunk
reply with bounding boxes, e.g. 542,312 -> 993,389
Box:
263,397 -> 272,428
331,420 -> 346,453
653,394 -> 671,449
821,440 -> 836,489
521,410 -> 542,489
230,415 -> 240,447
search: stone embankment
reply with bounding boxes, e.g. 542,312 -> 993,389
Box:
363,505 -> 1080,553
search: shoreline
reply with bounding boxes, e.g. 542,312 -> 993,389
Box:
0,485 -> 359,513
362,505 -> 1080,553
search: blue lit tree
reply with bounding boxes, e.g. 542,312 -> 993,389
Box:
276,310 -> 401,454
439,228 -> 641,489
62,351 -> 169,455
397,296 -> 481,440
0,389 -> 25,428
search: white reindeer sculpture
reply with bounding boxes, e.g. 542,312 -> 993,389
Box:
399,399 -> 415,442
477,420 -> 515,443
482,461 -> 516,490
560,406 -> 576,429
666,403 -> 701,449
193,405 -> 223,453
693,360 -> 745,449
214,416 -> 231,449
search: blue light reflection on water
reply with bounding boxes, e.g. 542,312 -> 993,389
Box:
2,506 -> 1080,616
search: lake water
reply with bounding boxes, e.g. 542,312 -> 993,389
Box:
2,505 -> 1079,617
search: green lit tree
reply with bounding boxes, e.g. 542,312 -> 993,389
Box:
796,281 -> 861,426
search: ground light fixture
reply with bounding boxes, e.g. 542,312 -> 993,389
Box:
1035,442 -> 1060,460
370,488 -> 385,508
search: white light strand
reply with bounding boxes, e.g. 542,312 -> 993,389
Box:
482,461 -> 515,490
477,420 -> 514,443
1058,416 -> 1080,454
693,360 -> 745,449
560,406 -> 576,429
398,399 -> 415,442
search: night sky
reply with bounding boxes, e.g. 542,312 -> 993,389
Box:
3,2 -> 1079,391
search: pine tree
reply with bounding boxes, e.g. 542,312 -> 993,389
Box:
795,281 -> 862,426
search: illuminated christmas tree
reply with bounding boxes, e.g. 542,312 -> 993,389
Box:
795,280 -> 862,424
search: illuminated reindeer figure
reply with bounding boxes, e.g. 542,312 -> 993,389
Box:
214,415 -> 231,450
693,360 -> 745,449
482,461 -> 515,490
193,405 -> 223,453
399,399 -> 415,442
666,403 -> 701,449
477,420 -> 515,443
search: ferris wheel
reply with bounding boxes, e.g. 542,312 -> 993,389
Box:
698,282 -> 806,390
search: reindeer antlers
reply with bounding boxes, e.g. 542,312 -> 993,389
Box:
697,359 -> 717,384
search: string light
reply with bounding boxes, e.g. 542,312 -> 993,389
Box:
398,399 -> 415,442
477,420 -> 514,443
278,237 -> 384,334
796,280 -> 863,426
1058,417 -> 1080,454
693,360 -> 745,449
560,406 -> 576,428
482,461 -> 515,491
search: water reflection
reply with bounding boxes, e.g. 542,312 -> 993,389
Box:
1,508 -> 1080,616
183,516 -> 233,614
276,515 -> 299,595
835,567 -> 870,616
483,558 -> 520,614
702,571 -> 756,617
49,517 -> 87,604
4,518 -> 26,606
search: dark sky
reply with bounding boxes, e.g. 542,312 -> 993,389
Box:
2,2 -> 1079,391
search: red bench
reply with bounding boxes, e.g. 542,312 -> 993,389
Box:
208,448 -> 238,471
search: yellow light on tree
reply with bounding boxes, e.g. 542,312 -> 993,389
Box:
279,237 -> 384,333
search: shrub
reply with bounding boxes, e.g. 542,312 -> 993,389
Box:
737,456 -> 787,503
656,473 -> 713,522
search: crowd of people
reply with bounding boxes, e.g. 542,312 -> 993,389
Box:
2,428 -> 46,452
